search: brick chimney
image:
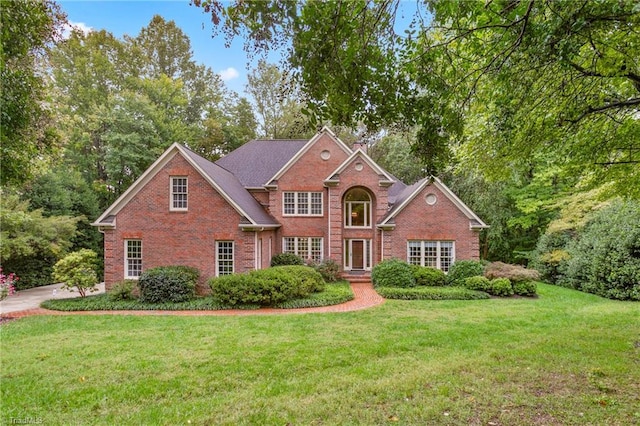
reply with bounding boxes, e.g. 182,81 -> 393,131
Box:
352,142 -> 368,154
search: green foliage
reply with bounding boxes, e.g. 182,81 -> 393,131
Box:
270,252 -> 304,267
138,266 -> 199,303
513,281 -> 538,297
489,278 -> 514,297
559,201 -> 640,301
0,192 -> 78,289
463,276 -> 491,293
52,249 -> 99,298
313,258 -> 342,283
209,266 -> 324,307
0,0 -> 65,186
371,259 -> 415,288
447,260 -> 485,286
375,286 -> 490,301
108,280 -> 138,301
533,231 -> 574,283
411,265 -> 447,287
272,281 -> 353,309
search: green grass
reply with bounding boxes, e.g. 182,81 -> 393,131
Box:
41,281 -> 353,311
2,284 -> 639,425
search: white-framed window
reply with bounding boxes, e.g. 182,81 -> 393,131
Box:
170,176 -> 188,210
283,237 -> 323,262
283,192 -> 323,216
125,240 -> 142,279
216,241 -> 234,276
344,188 -> 371,228
407,241 -> 455,272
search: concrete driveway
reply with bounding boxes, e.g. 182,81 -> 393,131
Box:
0,283 -> 105,315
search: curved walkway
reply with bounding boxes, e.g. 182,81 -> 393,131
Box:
0,282 -> 384,320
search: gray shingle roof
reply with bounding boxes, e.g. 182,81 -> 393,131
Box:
181,146 -> 279,226
215,139 -> 309,187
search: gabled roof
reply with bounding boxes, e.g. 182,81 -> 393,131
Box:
266,126 -> 353,186
324,147 -> 396,187
92,143 -> 279,229
215,139 -> 308,188
378,176 -> 489,230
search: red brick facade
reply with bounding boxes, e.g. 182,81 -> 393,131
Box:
94,129 -> 487,291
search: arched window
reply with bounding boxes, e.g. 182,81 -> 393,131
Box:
344,188 -> 371,228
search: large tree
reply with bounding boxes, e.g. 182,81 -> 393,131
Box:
0,0 -> 66,186
195,0 -> 640,196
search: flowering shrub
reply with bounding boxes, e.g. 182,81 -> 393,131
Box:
0,268 -> 18,301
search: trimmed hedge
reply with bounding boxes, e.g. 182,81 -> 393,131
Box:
372,259 -> 415,288
273,281 -> 354,308
411,265 -> 447,286
376,286 -> 490,300
270,253 -> 304,266
209,265 -> 325,306
138,266 -> 199,303
513,280 -> 537,297
447,260 -> 484,285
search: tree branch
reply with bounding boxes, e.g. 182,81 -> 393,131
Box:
566,97 -> 640,124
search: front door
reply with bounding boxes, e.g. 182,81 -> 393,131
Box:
345,239 -> 371,271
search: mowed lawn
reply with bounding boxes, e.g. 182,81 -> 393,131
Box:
1,284 -> 638,425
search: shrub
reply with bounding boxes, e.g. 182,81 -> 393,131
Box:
484,262 -> 540,283
411,265 -> 447,286
52,249 -> 99,297
489,278 -> 514,297
138,266 -> 199,303
108,280 -> 137,301
275,265 -> 325,294
270,253 -> 304,266
313,259 -> 342,282
513,280 -> 537,297
371,259 -> 415,288
533,231 -> 573,283
559,200 -> 640,301
376,286 -> 490,300
463,276 -> 491,292
447,260 -> 484,285
209,265 -> 323,306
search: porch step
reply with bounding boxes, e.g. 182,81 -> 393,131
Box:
343,273 -> 372,284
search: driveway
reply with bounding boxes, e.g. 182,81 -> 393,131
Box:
0,283 -> 105,315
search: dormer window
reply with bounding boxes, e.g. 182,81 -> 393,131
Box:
170,176 -> 188,211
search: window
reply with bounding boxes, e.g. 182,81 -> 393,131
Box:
283,192 -> 323,216
407,241 -> 455,272
125,240 -> 142,279
283,237 -> 323,262
344,188 -> 371,228
216,241 -> 234,276
171,177 -> 188,210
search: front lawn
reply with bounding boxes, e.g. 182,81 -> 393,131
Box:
2,284 -> 639,425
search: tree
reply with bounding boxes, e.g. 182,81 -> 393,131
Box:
52,249 -> 100,297
195,0 -> 640,195
0,0 -> 66,186
0,192 -> 78,289
246,60 -> 315,139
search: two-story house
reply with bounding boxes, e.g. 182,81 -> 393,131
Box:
93,127 -> 487,291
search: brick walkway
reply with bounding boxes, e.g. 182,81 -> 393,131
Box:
0,282 -> 384,320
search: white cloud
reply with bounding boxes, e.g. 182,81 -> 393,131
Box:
219,67 -> 239,81
61,21 -> 93,39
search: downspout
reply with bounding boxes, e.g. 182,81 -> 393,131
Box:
327,186 -> 331,258
381,229 -> 384,261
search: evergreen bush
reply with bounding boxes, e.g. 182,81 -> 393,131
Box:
513,280 -> 537,297
489,278 -> 514,297
313,259 -> 342,282
411,265 -> 447,286
270,253 -> 304,266
138,266 -> 199,303
371,259 -> 415,288
447,260 -> 484,286
463,276 -> 491,292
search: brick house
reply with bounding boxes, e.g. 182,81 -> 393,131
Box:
93,127 -> 487,290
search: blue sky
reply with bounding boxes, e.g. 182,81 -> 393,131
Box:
59,0 -> 257,95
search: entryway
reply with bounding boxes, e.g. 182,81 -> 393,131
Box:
344,239 -> 372,271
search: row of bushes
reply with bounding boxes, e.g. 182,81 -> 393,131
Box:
371,258 -> 539,298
